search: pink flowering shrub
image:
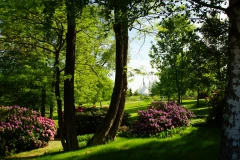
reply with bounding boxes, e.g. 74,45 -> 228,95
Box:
0,106 -> 56,157
132,101 -> 195,137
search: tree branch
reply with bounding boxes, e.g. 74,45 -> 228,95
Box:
0,39 -> 55,54
190,0 -> 227,12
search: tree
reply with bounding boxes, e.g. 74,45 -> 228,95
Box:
0,0 -> 63,115
149,81 -> 161,97
88,0 -> 166,145
74,10 -> 115,106
200,16 -> 228,87
0,49 -> 53,109
63,0 -> 79,151
88,0 -> 129,145
0,0 -> 72,150
187,39 -> 214,107
184,0 -> 240,159
150,14 -> 196,103
0,0 -> 117,150
187,16 -> 227,107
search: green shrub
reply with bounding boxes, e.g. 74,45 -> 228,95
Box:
77,134 -> 93,147
65,106 -> 131,135
206,90 -> 224,127
0,106 -> 56,157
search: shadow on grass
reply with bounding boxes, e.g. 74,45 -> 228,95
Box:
191,108 -> 210,117
182,100 -> 208,110
53,115 -> 58,121
11,127 -> 220,160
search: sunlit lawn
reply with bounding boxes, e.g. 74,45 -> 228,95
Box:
8,127 -> 220,160
7,98 -> 219,160
125,100 -> 151,120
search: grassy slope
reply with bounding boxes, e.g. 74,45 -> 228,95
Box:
9,127 -> 220,160
8,99 -> 220,160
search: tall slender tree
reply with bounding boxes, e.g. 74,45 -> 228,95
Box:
88,0 -> 129,145
88,0 -> 160,146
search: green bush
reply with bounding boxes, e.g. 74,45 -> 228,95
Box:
77,134 -> 93,147
206,90 -> 224,127
73,106 -> 130,135
0,106 -> 56,157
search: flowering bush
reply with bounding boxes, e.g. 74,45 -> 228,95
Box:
62,106 -> 130,135
132,101 -> 195,137
0,106 -> 56,157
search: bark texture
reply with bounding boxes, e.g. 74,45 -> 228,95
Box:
221,1 -> 240,159
63,1 -> 78,151
88,3 -> 128,146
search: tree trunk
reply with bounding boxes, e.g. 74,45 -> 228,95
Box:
41,86 -> 46,117
107,85 -> 126,140
55,50 -> 66,151
107,41 -> 128,140
63,1 -> 78,151
221,2 -> 240,159
88,4 -> 128,146
177,90 -> 181,104
49,80 -> 54,119
175,67 -> 180,103
197,87 -> 200,108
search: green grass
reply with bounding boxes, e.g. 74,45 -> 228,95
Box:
8,127 -> 220,160
125,100 -> 151,120
7,99 -> 219,160
7,140 -> 63,159
181,99 -> 209,117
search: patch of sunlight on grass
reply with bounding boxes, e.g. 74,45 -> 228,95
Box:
7,140 -> 63,159
125,101 -> 149,113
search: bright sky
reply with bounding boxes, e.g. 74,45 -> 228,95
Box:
127,29 -> 157,92
109,28 -> 158,92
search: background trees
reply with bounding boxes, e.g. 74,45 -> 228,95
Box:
150,15 -> 196,103
150,13 -> 227,105
1,0 -> 240,158
0,0 -> 115,151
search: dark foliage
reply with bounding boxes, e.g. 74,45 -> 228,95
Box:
206,90 -> 224,127
62,106 -> 131,135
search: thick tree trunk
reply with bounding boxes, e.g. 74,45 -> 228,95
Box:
88,5 -> 128,146
107,87 -> 126,141
63,2 -> 78,151
107,37 -> 128,140
41,86 -> 46,117
221,2 -> 240,159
